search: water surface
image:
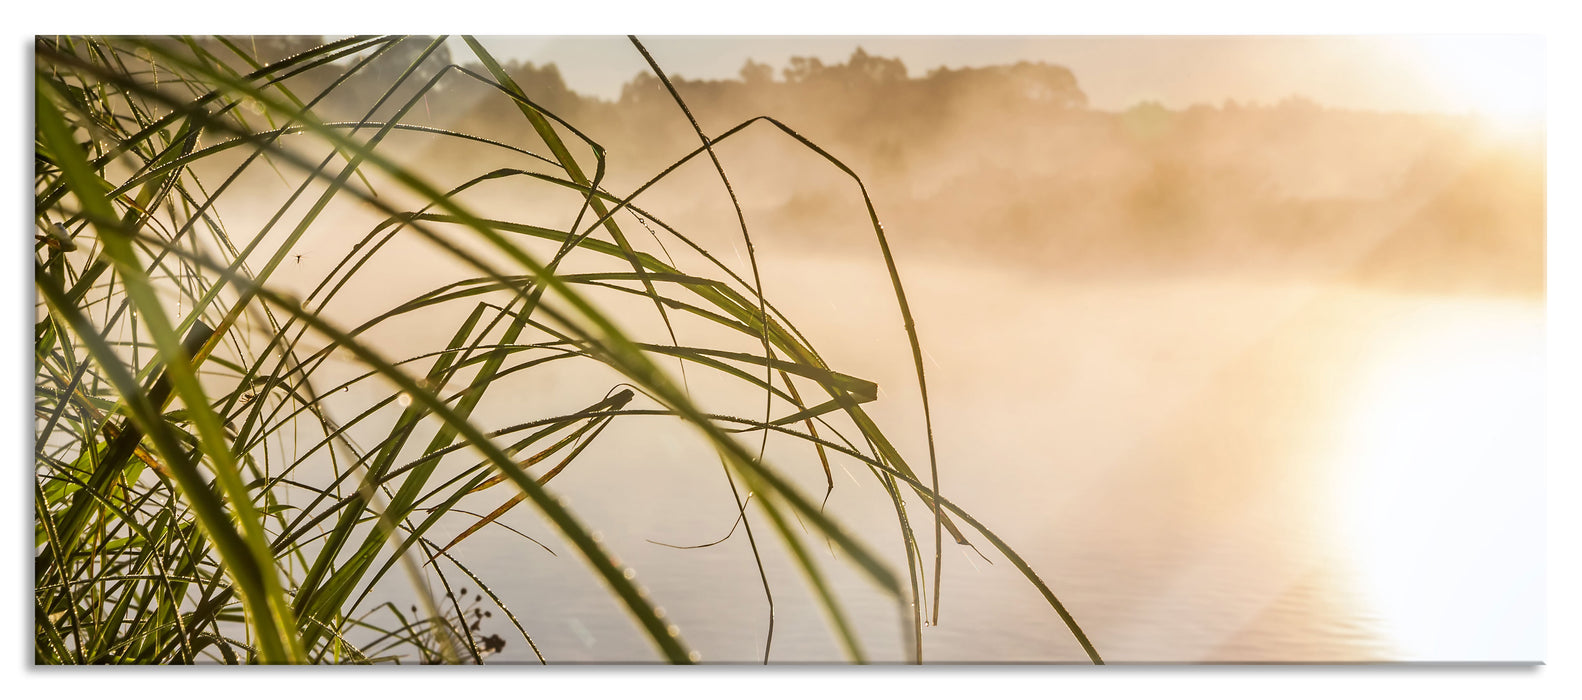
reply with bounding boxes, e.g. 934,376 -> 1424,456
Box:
345,252 -> 1542,663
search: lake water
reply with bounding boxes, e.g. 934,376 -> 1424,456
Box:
304,249 -> 1542,664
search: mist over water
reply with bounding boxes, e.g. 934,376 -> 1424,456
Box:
195,39 -> 1542,662
343,249 -> 1534,663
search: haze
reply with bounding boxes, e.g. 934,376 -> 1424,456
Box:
454,35 -> 1543,120
130,35 -> 1544,662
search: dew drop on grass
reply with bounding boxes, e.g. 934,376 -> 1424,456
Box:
396,392 -> 411,408
666,624 -> 680,638
622,567 -> 635,580
688,651 -> 701,662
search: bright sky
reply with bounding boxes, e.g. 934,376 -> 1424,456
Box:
453,35 -> 1544,120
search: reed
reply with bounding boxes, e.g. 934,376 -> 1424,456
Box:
33,35 -> 1100,664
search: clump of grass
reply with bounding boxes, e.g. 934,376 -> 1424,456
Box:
33,34 -> 1101,664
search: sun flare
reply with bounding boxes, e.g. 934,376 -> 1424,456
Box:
1400,36 -> 1544,135
1331,303 -> 1543,661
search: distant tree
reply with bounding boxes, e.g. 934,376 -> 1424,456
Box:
780,49 -> 906,89
739,58 -> 774,85
783,56 -> 825,83
618,71 -> 667,106
1121,100 -> 1172,140
506,61 -> 589,115
366,36 -> 452,93
335,35 -> 454,119
849,48 -> 906,83
1001,61 -> 1085,108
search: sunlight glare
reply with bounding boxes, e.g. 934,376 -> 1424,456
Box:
1402,36 -> 1544,136
1332,304 -> 1543,661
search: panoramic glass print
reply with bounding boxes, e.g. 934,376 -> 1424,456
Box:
33,35 -> 1543,664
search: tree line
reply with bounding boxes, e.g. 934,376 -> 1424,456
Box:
141,36 -> 1542,297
